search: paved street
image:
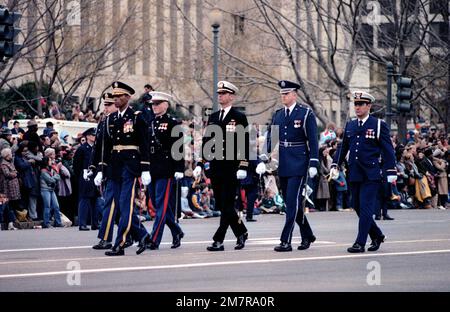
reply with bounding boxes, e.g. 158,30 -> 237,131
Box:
0,209 -> 449,292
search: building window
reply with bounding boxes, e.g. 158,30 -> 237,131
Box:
233,14 -> 245,35
378,23 -> 396,48
379,0 -> 396,15
430,0 -> 449,14
356,23 -> 373,49
430,22 -> 449,47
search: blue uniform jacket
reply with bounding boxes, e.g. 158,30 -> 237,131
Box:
266,103 -> 319,177
333,115 -> 396,182
73,142 -> 97,197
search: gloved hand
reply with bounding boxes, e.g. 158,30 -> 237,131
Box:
387,175 -> 397,183
141,171 -> 151,186
94,172 -> 103,186
259,154 -> 269,162
236,170 -> 247,180
83,169 -> 93,181
193,166 -> 202,179
174,172 -> 184,180
256,162 -> 267,175
308,167 -> 318,178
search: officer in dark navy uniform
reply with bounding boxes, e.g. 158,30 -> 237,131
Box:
331,91 -> 397,253
73,127 -> 98,231
193,81 -> 249,251
93,81 -> 152,256
258,80 -> 319,252
91,93 -> 119,250
136,91 -> 185,253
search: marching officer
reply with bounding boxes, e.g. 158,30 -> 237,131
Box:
91,93 -> 120,250
73,127 -> 98,231
137,91 -> 185,252
258,80 -> 319,252
193,81 -> 249,251
331,91 -> 397,253
93,81 -> 152,256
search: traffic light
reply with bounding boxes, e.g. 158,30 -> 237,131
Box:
396,76 -> 413,113
0,7 -> 22,62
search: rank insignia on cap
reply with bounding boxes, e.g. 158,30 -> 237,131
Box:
281,81 -> 286,87
114,82 -> 118,88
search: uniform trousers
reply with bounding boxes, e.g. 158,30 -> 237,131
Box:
112,168 -> 148,248
279,176 -> 314,244
97,181 -> 117,242
350,181 -> 383,246
149,177 -> 183,247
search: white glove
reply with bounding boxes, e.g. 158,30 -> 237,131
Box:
94,172 -> 103,186
308,167 -> 318,178
174,172 -> 184,180
83,169 -> 93,181
141,171 -> 151,186
236,170 -> 247,180
387,175 -> 397,183
256,162 -> 267,175
259,154 -> 269,162
193,166 -> 202,179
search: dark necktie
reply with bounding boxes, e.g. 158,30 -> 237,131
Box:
219,109 -> 225,121
285,109 -> 290,119
359,120 -> 363,127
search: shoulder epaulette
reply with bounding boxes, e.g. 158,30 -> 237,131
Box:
134,111 -> 142,115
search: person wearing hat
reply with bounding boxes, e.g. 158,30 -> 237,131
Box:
135,91 -> 185,253
92,81 -> 151,256
91,92 -> 124,250
257,80 -> 319,252
23,119 -> 43,152
73,127 -> 99,231
193,81 -> 250,252
331,90 -> 397,253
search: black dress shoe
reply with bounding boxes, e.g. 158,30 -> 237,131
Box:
235,233 -> 248,250
124,240 -> 133,248
171,232 -> 184,249
136,234 -> 151,255
92,240 -> 112,250
274,242 -> 292,252
383,215 -> 395,220
347,242 -> 365,253
91,225 -> 100,230
206,241 -> 224,251
79,226 -> 90,231
105,248 -> 124,256
374,215 -> 381,220
246,218 -> 257,222
368,235 -> 386,252
298,235 -> 316,250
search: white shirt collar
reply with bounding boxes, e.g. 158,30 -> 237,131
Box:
285,102 -> 296,114
358,115 -> 370,126
220,105 -> 232,120
118,107 -> 128,118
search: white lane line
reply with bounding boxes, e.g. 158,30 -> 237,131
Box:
1,249 -> 449,279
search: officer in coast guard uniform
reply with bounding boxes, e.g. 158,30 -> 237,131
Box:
193,81 -> 249,252
90,93 -> 122,250
258,80 -> 319,252
92,81 -> 152,256
331,91 -> 397,253
73,127 -> 98,231
137,92 -> 185,252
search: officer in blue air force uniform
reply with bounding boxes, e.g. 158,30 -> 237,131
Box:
331,91 -> 397,253
257,80 -> 319,252
90,93 -> 121,250
137,91 -> 185,253
92,81 -> 152,256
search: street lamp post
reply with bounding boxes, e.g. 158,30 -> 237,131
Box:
209,8 -> 223,113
